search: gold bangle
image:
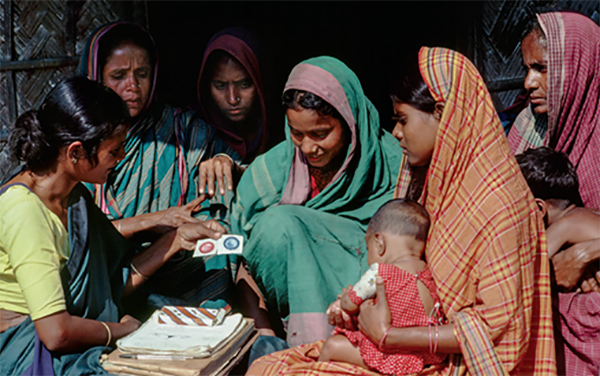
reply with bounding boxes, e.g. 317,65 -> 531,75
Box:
130,262 -> 149,281
100,321 -> 111,347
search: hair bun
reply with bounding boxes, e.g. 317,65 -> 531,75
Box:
9,110 -> 57,170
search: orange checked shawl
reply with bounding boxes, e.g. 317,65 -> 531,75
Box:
399,47 -> 556,375
246,47 -> 555,376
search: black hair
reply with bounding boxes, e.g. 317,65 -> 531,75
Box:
9,76 -> 130,172
522,16 -> 547,47
390,53 -> 437,114
281,89 -> 345,124
368,199 -> 431,243
516,147 -> 583,208
97,23 -> 156,78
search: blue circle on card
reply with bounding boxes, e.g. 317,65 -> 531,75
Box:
223,237 -> 240,250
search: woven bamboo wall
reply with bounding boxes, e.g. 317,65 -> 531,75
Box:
0,0 -> 147,179
480,0 -> 599,111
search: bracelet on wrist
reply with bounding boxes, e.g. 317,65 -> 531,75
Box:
378,326 -> 393,352
100,321 -> 112,347
130,261 -> 149,281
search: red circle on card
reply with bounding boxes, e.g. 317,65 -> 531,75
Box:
199,242 -> 215,254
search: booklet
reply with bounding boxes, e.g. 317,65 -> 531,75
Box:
102,318 -> 257,376
116,310 -> 249,358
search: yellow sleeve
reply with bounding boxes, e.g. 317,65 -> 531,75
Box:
1,189 -> 67,320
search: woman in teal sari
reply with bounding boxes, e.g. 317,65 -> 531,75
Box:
231,56 -> 402,346
77,22 -> 240,313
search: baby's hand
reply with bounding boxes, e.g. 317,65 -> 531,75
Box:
326,298 -> 355,330
340,285 -> 359,315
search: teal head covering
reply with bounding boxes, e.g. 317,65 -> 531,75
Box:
230,56 -> 402,345
232,56 -> 402,232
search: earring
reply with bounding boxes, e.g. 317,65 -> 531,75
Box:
72,157 -> 78,164
236,97 -> 241,101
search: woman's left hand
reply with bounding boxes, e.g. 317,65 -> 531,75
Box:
357,276 -> 392,344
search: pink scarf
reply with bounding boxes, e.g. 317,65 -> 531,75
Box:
508,12 -> 600,209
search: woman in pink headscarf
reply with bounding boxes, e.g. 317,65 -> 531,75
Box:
508,11 -> 600,210
509,12 -> 600,376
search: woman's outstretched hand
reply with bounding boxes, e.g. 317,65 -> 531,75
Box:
198,155 -> 244,196
152,195 -> 209,234
357,276 -> 392,344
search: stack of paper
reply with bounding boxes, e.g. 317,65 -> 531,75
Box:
101,311 -> 256,376
117,311 -> 248,357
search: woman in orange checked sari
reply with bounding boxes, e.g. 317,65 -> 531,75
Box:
247,47 -> 556,376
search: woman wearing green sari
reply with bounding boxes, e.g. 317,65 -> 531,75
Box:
231,56 -> 402,346
77,22 -> 240,314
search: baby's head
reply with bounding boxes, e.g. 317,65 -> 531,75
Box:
366,199 -> 430,265
516,147 -> 583,227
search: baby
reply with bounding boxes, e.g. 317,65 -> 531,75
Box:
516,147 -> 599,288
319,199 -> 446,375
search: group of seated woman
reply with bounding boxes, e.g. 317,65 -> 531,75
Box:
1,10 -> 598,376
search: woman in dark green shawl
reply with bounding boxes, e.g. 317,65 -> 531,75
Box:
231,56 -> 402,346
77,22 -> 239,313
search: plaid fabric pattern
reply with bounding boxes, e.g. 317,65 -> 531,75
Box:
247,340 -> 449,376
555,292 -> 600,376
247,48 -> 556,376
412,47 -> 555,375
508,12 -> 600,210
452,312 -> 507,375
394,157 -> 412,200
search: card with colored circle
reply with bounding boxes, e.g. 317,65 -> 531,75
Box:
217,234 -> 243,255
193,235 -> 243,257
193,238 -> 218,257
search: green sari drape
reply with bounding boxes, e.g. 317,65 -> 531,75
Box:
231,56 -> 402,346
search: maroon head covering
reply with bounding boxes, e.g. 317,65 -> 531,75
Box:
197,27 -> 268,162
508,12 -> 600,209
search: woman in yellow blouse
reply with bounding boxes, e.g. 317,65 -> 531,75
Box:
0,77 -> 224,375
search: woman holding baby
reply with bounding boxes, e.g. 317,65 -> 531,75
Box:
247,47 -> 556,375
